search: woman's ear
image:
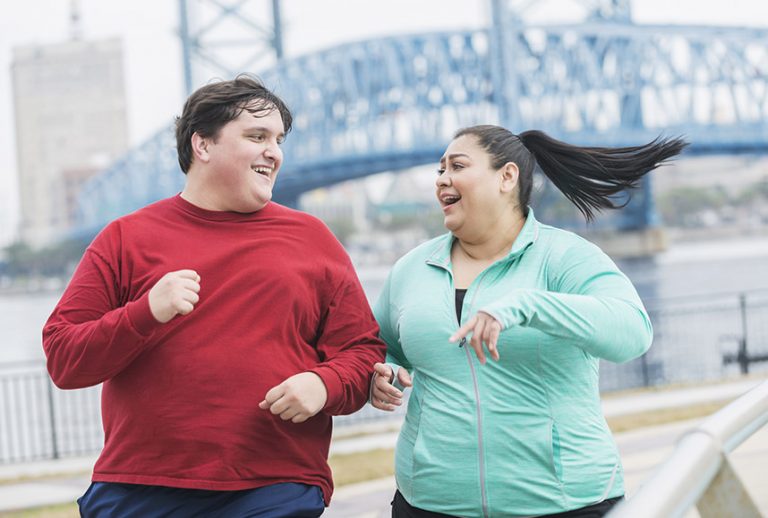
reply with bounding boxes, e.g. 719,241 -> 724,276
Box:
191,132 -> 211,163
500,162 -> 519,193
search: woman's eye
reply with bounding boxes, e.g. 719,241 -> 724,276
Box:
436,168 -> 445,175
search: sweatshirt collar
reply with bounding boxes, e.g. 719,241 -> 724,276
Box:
425,208 -> 540,268
172,193 -> 276,222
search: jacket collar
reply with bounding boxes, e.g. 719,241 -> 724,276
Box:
425,208 -> 540,269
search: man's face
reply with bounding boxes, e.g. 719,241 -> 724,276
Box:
203,104 -> 285,212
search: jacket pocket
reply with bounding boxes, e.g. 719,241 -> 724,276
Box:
550,420 -> 564,483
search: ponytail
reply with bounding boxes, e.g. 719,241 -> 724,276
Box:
454,125 -> 688,222
519,130 -> 688,221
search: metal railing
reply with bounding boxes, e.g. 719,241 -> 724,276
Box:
0,362 -> 101,464
0,361 -> 402,465
600,289 -> 768,391
608,379 -> 768,517
2,289 -> 767,465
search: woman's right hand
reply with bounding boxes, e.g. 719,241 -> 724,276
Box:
371,362 -> 412,411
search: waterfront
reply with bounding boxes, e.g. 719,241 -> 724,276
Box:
1,234 -> 767,465
2,235 -> 768,366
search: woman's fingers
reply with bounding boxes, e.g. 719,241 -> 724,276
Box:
484,318 -> 502,361
397,367 -> 413,387
449,316 -> 477,343
371,363 -> 410,411
470,317 -> 487,364
454,312 -> 503,364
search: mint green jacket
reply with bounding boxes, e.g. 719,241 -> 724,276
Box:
373,211 -> 652,517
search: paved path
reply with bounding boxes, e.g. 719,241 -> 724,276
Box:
0,378 -> 764,515
325,417 -> 768,517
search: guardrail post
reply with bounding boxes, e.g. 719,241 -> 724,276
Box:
697,457 -> 761,518
607,380 -> 768,517
46,377 -> 60,460
640,353 -> 650,387
737,293 -> 749,375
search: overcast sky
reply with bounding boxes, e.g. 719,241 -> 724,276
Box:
2,0 -> 767,246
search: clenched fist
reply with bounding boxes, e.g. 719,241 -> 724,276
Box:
148,269 -> 201,323
259,372 -> 328,423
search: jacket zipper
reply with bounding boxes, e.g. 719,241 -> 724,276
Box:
429,249 -> 494,517
463,270 -> 492,518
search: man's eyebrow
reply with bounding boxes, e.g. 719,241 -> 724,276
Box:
243,126 -> 286,139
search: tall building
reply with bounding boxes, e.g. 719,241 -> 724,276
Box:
11,38 -> 128,247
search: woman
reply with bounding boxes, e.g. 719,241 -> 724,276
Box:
371,126 -> 687,517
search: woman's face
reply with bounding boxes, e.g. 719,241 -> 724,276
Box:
436,135 -> 513,239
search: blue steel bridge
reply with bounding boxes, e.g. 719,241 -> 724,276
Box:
74,1 -> 768,239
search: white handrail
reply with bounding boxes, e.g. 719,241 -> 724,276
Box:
608,380 -> 768,518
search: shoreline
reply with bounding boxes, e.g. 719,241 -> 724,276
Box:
3,229 -> 768,297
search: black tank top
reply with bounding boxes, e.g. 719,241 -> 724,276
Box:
455,289 -> 467,324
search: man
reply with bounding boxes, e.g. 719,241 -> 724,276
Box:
43,75 -> 386,517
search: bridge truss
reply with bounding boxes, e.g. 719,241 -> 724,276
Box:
75,0 -> 768,237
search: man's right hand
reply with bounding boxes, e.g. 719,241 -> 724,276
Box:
371,362 -> 412,412
148,270 -> 201,323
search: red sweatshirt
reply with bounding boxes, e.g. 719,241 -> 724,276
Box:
43,195 -> 385,504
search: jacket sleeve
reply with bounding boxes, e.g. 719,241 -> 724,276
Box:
372,269 -> 413,390
309,263 -> 387,416
42,229 -> 163,389
479,239 -> 652,363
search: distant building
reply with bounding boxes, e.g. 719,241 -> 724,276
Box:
11,38 -> 128,247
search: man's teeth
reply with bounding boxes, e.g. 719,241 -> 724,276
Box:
251,166 -> 271,175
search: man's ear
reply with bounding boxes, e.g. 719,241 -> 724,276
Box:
500,162 -> 519,193
191,132 -> 211,163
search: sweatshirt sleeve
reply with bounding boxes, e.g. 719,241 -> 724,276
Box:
309,263 -> 387,416
42,229 -> 163,389
479,239 -> 652,364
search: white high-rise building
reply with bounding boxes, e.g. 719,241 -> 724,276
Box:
11,37 -> 129,248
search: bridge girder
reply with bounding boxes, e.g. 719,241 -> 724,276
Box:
75,19 -> 768,237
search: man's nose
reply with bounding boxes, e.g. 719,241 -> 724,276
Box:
264,140 -> 281,160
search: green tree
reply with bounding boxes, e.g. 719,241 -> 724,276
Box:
2,238 -> 88,278
325,218 -> 357,246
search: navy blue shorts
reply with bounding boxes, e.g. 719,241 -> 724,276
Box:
78,481 -> 325,517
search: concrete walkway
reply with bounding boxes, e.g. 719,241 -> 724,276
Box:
0,377 -> 764,515
325,416 -> 768,517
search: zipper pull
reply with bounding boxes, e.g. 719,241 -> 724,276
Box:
459,337 -> 466,348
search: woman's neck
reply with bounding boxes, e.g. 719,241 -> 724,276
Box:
455,210 -> 526,262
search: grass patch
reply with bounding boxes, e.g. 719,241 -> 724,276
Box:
607,400 -> 729,433
329,447 -> 395,487
0,471 -> 91,487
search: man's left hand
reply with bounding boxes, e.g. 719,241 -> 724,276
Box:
259,372 -> 328,423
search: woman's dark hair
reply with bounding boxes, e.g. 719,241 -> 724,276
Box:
175,74 -> 293,174
454,125 -> 688,221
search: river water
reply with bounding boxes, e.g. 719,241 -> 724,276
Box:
2,235 -> 768,372
1,235 -> 767,463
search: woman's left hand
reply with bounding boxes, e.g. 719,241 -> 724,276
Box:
449,312 -> 502,364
